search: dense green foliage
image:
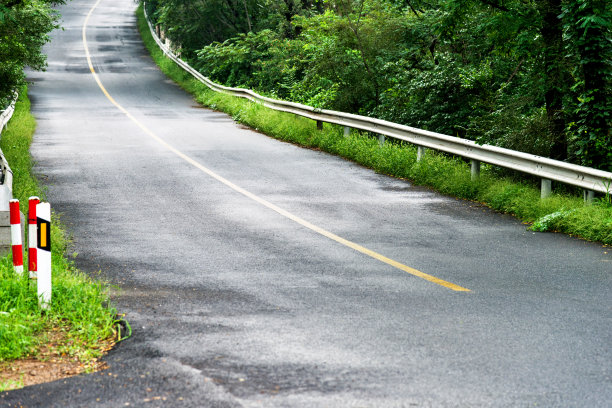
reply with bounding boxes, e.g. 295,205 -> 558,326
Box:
137,5 -> 612,245
143,0 -> 611,171
0,0 -> 64,109
0,89 -> 118,364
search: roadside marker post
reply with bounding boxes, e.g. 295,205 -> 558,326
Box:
36,202 -> 51,309
9,199 -> 23,275
28,196 -> 40,279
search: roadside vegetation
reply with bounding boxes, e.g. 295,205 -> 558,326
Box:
0,92 -> 120,390
136,5 -> 611,245
142,0 -> 611,172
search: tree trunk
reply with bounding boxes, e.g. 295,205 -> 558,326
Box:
538,0 -> 567,161
242,0 -> 252,32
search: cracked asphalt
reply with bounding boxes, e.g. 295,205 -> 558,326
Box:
1,0 -> 610,406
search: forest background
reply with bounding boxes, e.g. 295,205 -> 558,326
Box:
141,0 -> 611,171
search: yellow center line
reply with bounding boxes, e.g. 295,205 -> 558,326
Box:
82,0 -> 470,292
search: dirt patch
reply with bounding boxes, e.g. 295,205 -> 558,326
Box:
0,330 -> 114,391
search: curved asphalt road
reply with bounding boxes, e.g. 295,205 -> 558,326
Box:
2,0 -> 611,406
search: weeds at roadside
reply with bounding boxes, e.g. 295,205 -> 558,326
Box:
0,89 -> 119,373
0,378 -> 23,393
598,178 -> 612,208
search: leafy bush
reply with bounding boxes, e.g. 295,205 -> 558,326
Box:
0,0 -> 63,108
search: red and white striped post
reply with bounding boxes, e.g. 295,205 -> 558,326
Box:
9,199 -> 23,275
9,200 -> 23,275
28,196 -> 40,279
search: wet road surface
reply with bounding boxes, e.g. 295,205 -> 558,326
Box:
2,0 -> 611,406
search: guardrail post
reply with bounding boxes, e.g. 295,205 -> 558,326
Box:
541,179 -> 552,199
470,160 -> 480,181
583,189 -> 595,204
378,134 -> 385,147
417,146 -> 426,162
316,120 -> 323,130
343,126 -> 350,138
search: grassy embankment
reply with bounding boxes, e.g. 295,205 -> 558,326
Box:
0,89 -> 121,391
136,5 -> 611,245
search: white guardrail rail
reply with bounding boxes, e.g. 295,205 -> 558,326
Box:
0,93 -> 17,256
144,8 -> 611,200
0,95 -> 16,134
0,94 -> 16,211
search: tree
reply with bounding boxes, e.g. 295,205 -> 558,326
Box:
145,0 -> 278,61
0,0 -> 63,108
536,0 -> 568,161
562,0 -> 612,170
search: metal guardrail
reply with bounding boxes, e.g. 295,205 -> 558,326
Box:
144,9 -> 612,198
0,96 -> 16,134
0,94 -> 17,212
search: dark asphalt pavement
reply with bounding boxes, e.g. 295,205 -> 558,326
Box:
2,0 -> 611,406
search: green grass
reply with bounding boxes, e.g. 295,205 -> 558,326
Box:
137,6 -> 612,245
0,89 -> 119,364
0,378 -> 23,392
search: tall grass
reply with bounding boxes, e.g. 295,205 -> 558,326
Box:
0,88 -> 118,364
136,6 -> 611,245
